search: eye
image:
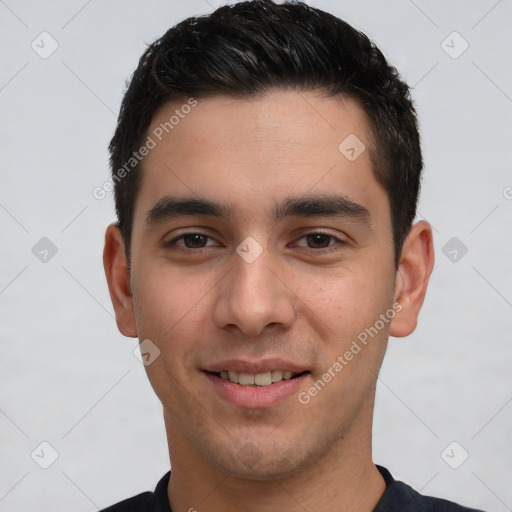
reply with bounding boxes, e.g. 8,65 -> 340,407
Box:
167,233 -> 219,249
293,232 -> 346,250
305,233 -> 335,249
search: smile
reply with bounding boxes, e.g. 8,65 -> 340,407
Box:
216,370 -> 303,387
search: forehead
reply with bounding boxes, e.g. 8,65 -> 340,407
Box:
133,90 -> 386,224
147,90 -> 371,162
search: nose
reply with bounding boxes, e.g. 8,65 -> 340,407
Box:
212,245 -> 296,337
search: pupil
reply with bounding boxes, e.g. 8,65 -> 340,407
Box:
184,234 -> 206,248
307,234 -> 330,248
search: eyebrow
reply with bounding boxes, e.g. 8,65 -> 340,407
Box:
145,194 -> 371,226
146,197 -> 231,225
274,195 -> 370,223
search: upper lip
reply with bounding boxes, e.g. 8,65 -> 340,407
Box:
203,359 -> 309,374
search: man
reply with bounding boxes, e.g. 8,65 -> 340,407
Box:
101,1 -> 483,510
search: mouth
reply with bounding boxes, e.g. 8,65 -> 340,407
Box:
203,360 -> 311,408
206,370 -> 309,387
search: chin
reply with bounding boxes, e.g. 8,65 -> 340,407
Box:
206,440 -> 313,482
221,458 -> 305,482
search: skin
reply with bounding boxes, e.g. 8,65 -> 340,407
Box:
104,90 -> 434,512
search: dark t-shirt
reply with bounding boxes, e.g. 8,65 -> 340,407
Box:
100,465 -> 484,511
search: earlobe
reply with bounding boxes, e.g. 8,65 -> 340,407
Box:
389,221 -> 434,338
103,223 -> 138,338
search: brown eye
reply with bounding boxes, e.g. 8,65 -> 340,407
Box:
164,232 -> 220,251
306,233 -> 333,248
183,234 -> 209,248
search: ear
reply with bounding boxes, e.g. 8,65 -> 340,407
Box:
103,223 -> 137,337
389,221 -> 434,338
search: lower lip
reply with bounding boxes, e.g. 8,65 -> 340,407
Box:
205,372 -> 309,409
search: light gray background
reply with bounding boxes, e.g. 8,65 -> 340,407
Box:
1,0 -> 511,510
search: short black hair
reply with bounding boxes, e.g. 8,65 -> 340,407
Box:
109,0 -> 422,265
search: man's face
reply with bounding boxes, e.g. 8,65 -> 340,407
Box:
127,90 -> 399,479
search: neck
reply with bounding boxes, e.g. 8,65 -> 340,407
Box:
165,411 -> 386,512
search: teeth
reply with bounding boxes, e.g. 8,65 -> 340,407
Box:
219,370 -> 298,386
254,372 -> 272,386
271,370 -> 284,382
238,373 -> 255,385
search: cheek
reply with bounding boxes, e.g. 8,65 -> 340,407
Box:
132,263 -> 206,333
131,270 -> 216,390
294,266 -> 394,340
132,270 -> 211,402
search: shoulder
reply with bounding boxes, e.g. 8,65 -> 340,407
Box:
99,472 -> 171,512
375,466 -> 486,512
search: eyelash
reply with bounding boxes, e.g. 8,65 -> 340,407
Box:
166,233 -> 218,249
164,231 -> 347,252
